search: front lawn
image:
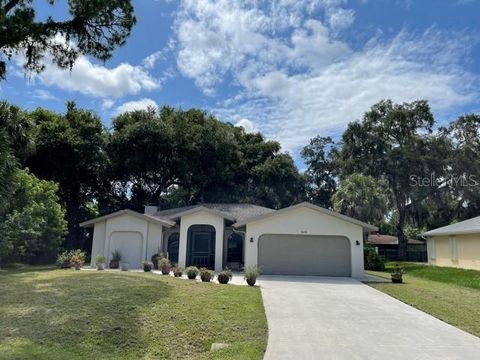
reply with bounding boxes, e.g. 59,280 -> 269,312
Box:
367,262 -> 480,337
0,267 -> 267,360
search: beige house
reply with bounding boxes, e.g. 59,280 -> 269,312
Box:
80,202 -> 377,278
424,216 -> 480,270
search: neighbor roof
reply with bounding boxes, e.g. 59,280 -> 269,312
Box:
367,234 -> 424,245
154,203 -> 275,223
79,209 -> 176,228
423,216 -> 480,236
233,202 -> 378,232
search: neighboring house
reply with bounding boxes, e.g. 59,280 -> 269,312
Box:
366,234 -> 427,262
80,202 -> 377,278
424,216 -> 480,270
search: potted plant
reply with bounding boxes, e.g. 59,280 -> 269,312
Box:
95,255 -> 106,270
244,265 -> 261,286
186,266 -> 199,279
159,257 -> 171,275
109,250 -> 122,269
217,268 -> 232,284
173,267 -> 184,277
120,262 -> 129,271
391,264 -> 404,283
143,261 -> 153,272
200,268 -> 214,282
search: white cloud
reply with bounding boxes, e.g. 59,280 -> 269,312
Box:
102,99 -> 115,110
115,98 -> 159,115
142,50 -> 164,69
32,89 -> 58,101
235,118 -> 257,133
173,1 -> 479,153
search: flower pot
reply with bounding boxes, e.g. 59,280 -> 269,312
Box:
109,260 -> 119,269
96,263 -> 105,271
217,273 -> 230,284
161,265 -> 171,275
391,274 -> 403,283
246,277 -> 256,286
143,263 -> 152,272
120,262 -> 129,271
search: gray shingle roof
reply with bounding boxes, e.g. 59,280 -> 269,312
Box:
424,216 -> 480,236
154,203 -> 275,223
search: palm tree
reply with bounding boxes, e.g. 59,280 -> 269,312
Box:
332,173 -> 389,224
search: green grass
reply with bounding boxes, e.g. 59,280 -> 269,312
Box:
0,267 -> 267,360
367,262 -> 480,337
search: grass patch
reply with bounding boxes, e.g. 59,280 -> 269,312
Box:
0,267 -> 267,360
367,262 -> 480,337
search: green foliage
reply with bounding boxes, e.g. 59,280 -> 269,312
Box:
301,136 -> 338,208
244,266 -> 261,286
0,170 -> 67,264
56,249 -> 86,269
332,173 -> 389,224
186,266 -> 199,279
95,255 -> 106,264
111,250 -> 122,261
158,257 -> 171,274
199,267 -> 214,282
151,253 -> 161,270
364,245 -> 386,271
391,264 -> 405,276
0,0 -> 136,80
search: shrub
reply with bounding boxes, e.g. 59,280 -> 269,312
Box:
173,267 -> 183,277
364,244 -> 386,271
217,268 -> 232,284
244,265 -> 261,286
70,254 -> 84,270
200,268 -> 214,282
159,257 -> 171,275
186,266 -> 199,279
151,252 -> 165,270
56,249 -> 86,269
142,261 -> 153,272
95,255 -> 106,264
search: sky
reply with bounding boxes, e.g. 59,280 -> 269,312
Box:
3,0 -> 480,166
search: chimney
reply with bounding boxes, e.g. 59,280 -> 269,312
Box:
144,205 -> 158,215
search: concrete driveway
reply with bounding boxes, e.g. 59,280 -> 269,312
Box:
260,276 -> 480,360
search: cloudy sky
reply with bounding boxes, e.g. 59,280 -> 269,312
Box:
3,0 -> 480,165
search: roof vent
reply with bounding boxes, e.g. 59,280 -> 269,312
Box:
144,205 -> 157,215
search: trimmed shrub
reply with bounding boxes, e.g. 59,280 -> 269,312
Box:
56,250 -> 86,269
151,252 -> 165,270
143,261 -> 153,272
364,244 -> 386,271
173,267 -> 183,277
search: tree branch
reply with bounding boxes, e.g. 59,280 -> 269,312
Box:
4,0 -> 21,14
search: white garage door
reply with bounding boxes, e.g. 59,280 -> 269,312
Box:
258,234 -> 351,276
109,231 -> 143,268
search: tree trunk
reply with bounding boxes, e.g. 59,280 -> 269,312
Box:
396,205 -> 407,261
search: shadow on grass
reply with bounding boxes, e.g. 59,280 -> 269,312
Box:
0,268 -> 173,359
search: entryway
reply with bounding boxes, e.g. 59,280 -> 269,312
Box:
187,225 -> 215,268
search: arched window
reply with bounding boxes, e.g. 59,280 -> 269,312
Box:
167,232 -> 180,264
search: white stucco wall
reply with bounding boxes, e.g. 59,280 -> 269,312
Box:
244,206 -> 365,278
90,214 -> 164,268
178,211 -> 225,271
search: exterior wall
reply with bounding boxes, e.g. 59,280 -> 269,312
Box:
244,206 -> 365,278
90,214 -> 163,268
178,211 -> 225,271
429,234 -> 480,270
90,221 -> 106,266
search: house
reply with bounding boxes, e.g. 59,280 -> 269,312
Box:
424,216 -> 480,270
80,202 -> 378,278
366,234 -> 427,262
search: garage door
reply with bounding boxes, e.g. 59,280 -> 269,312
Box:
258,234 -> 351,276
109,231 -> 143,268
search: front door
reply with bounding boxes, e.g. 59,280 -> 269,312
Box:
189,231 -> 214,268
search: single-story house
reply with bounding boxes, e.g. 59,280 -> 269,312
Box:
424,216 -> 480,270
80,202 -> 377,278
366,234 -> 427,262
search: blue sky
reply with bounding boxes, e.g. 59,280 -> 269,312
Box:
3,0 -> 480,166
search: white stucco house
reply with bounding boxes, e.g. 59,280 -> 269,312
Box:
80,202 -> 377,278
